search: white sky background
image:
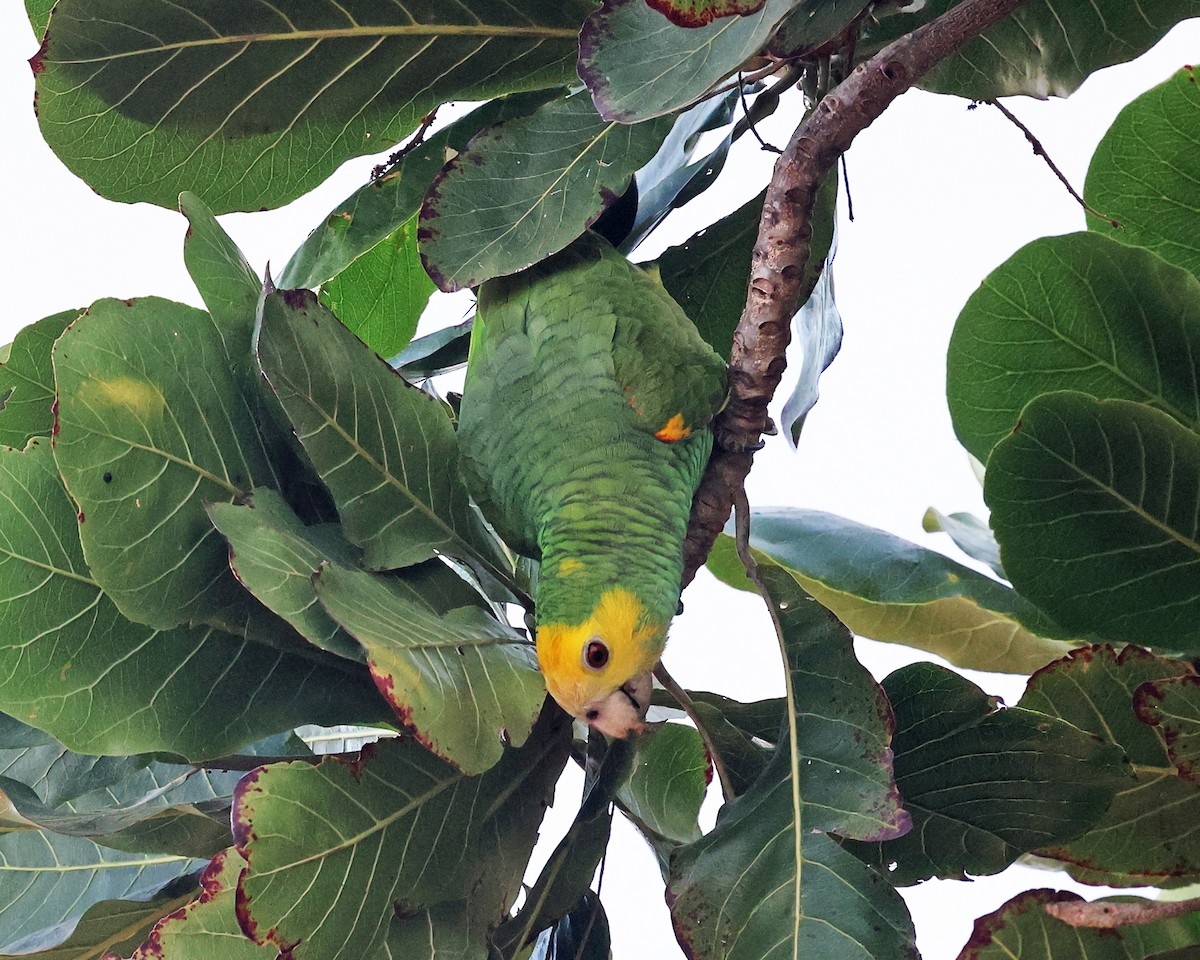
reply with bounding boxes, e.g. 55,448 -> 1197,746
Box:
2,7 -> 1199,958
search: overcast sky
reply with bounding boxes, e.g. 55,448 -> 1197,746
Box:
3,8 -> 1199,959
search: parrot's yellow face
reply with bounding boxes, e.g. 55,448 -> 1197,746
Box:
536,586 -> 663,738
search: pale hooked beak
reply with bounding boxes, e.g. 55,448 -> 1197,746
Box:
581,670 -> 653,738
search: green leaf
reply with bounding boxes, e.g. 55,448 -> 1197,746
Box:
494,739 -> 620,953
1021,644 -> 1200,886
668,755 -> 917,960
0,830 -> 197,954
959,888 -> 1200,960
766,0 -> 873,59
419,93 -> 675,291
921,507 -> 1005,580
707,510 -> 1077,674
0,879 -> 198,959
24,0 -> 53,39
615,722 -> 707,845
179,192 -> 261,335
578,0 -> 793,122
862,0 -> 1200,100
383,713 -> 567,960
760,567 -> 909,840
234,715 -> 569,960
280,91 -> 561,292
666,565 -> 914,960
0,311 -> 76,450
645,0 -> 766,28
1135,674 -> 1200,786
0,442 -> 378,759
123,849 -> 273,960
51,297 -> 285,632
207,490 -> 363,661
657,191 -> 759,358
1086,64 -> 1200,280
947,231 -> 1200,462
841,662 -> 1128,886
318,215 -> 433,359
392,320 -> 473,377
313,562 -> 544,774
33,0 -> 592,212
255,289 -> 509,582
986,393 -> 1200,650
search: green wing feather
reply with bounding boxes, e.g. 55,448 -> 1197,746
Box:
457,232 -> 727,631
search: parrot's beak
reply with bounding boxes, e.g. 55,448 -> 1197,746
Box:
581,670 -> 652,738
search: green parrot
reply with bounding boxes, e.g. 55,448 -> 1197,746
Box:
457,232 -> 727,737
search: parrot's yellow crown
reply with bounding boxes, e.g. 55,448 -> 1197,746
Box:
536,586 -> 664,737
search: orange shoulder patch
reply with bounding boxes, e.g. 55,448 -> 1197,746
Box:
655,413 -> 690,442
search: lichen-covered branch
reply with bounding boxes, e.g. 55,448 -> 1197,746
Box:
1044,897 -> 1200,929
681,0 -> 1033,585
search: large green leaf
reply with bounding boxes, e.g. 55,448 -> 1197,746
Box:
51,296 -> 284,632
313,562 -> 543,774
862,0 -> 1200,100
707,510 -> 1077,674
841,662 -> 1128,885
318,215 -> 433,359
0,879 -> 198,959
615,722 -> 708,846
255,288 -> 508,581
766,0 -> 873,58
668,752 -> 917,960
578,0 -> 794,122
959,888 -> 1200,960
0,443 -> 378,759
986,393 -> 1200,650
382,712 -> 567,960
0,311 -> 76,450
279,91 -> 562,292
1021,644 -> 1200,886
234,715 -> 568,960
0,830 -> 198,954
419,93 -> 675,291
123,849 -> 273,960
1086,64 -> 1200,280
666,565 -> 914,960
33,0 -> 592,212
947,231 -> 1200,462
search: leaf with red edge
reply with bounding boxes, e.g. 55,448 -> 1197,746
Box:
1021,644 -> 1200,887
645,0 -> 766,28
126,849 -> 271,959
234,716 -> 568,960
1135,674 -> 1200,786
312,561 -> 544,775
957,888 -> 1200,959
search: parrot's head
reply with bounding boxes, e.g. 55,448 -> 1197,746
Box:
535,586 -> 665,738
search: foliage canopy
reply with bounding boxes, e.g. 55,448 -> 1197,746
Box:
3,1 -> 1200,958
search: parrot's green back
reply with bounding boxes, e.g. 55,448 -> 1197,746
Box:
457,234 -> 726,701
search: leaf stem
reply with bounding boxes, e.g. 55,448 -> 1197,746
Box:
652,661 -> 735,800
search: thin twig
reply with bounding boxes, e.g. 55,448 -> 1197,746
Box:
984,98 -> 1121,227
1045,896 -> 1200,929
738,72 -> 784,154
372,106 -> 440,181
653,661 -> 735,800
729,62 -> 805,144
680,0 -> 1035,586
840,154 -> 854,222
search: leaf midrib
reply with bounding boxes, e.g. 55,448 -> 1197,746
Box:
53,23 -> 581,66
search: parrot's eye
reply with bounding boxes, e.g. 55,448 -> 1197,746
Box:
582,639 -> 610,671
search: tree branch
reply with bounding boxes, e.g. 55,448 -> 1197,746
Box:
681,0 -> 1034,585
1044,896 -> 1200,929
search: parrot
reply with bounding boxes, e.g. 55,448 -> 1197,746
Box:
457,232 -> 727,738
